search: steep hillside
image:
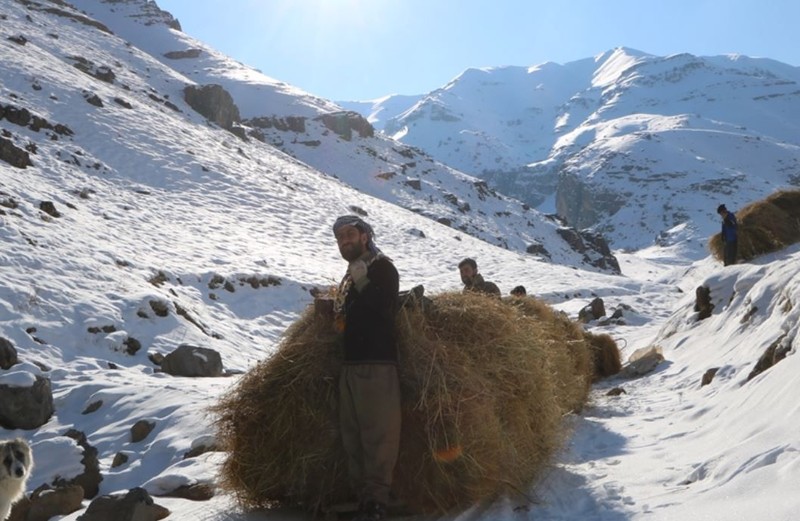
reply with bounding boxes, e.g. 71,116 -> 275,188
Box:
0,3 -> 650,519
62,0 -> 618,273
354,48 -> 800,252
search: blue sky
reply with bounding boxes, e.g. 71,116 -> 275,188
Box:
156,0 -> 800,101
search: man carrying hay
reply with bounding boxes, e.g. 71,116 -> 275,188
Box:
332,215 -> 401,521
458,258 -> 501,297
717,203 -> 738,266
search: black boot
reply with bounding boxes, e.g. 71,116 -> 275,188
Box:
353,500 -> 387,521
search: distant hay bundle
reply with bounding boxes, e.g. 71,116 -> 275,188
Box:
214,291 -> 595,514
710,190 -> 800,262
583,331 -> 622,379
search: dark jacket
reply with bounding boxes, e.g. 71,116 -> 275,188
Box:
463,273 -> 501,298
342,256 -> 399,363
721,212 -> 738,243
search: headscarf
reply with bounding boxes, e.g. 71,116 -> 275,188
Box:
332,215 -> 381,255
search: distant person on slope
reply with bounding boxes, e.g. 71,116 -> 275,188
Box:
717,204 -> 738,266
332,215 -> 401,521
458,257 -> 501,297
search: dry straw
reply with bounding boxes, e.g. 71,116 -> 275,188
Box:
213,291 -> 615,515
709,190 -> 800,262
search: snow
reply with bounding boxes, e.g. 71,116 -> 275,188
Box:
0,1 -> 798,520
0,367 -> 38,388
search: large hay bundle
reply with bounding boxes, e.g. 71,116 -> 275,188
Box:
709,190 -> 800,262
214,292 -> 594,514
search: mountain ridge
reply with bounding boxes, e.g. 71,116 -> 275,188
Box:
342,47 -> 800,251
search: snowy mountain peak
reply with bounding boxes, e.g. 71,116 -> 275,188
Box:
349,48 -> 800,253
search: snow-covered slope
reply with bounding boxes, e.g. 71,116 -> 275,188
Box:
355,47 -> 800,252
64,0 -> 618,273
2,2 -> 799,521
532,245 -> 800,521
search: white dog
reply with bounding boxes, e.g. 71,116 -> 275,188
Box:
0,438 -> 32,521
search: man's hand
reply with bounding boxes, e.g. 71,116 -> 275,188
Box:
348,259 -> 369,291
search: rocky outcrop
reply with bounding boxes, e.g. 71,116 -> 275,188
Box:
163,48 -> 201,59
245,115 -> 306,133
315,111 -> 374,141
694,286 -> 714,320
54,430 -> 102,499
183,84 -> 241,130
556,228 -> 621,273
578,297 -> 606,323
0,374 -> 54,429
160,344 -> 223,377
555,173 -> 627,230
0,136 -> 33,168
9,484 -> 84,521
0,337 -> 18,369
77,488 -> 169,521
747,334 -> 791,382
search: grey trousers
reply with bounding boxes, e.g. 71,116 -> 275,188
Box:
339,364 -> 401,505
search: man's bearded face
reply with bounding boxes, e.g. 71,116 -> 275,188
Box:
459,264 -> 476,285
336,225 -> 368,262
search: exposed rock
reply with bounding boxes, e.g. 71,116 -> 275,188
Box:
183,84 -> 241,130
0,103 -> 76,136
131,419 -> 156,443
747,334 -> 791,382
82,400 -> 103,415
701,367 -> 719,387
0,374 -> 54,429
55,430 -> 102,499
160,344 -> 223,377
524,242 -> 551,261
148,299 -> 169,317
163,48 -> 202,59
2,106 -> 31,126
555,174 -> 627,230
155,483 -> 214,501
245,115 -> 306,132
404,179 -> 422,190
83,92 -> 103,107
77,487 -> 169,521
111,452 -> 129,468
622,346 -> 665,378
0,136 -> 33,168
28,5 -> 112,34
315,111 -> 375,141
113,97 -> 133,109
183,442 -> 219,459
229,125 -> 248,141
556,228 -> 621,273
19,484 -> 84,521
606,387 -> 627,396
694,285 -> 714,320
578,297 -> 606,323
123,337 -> 142,355
39,201 -> 61,218
0,337 -> 19,369
7,35 -> 27,45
